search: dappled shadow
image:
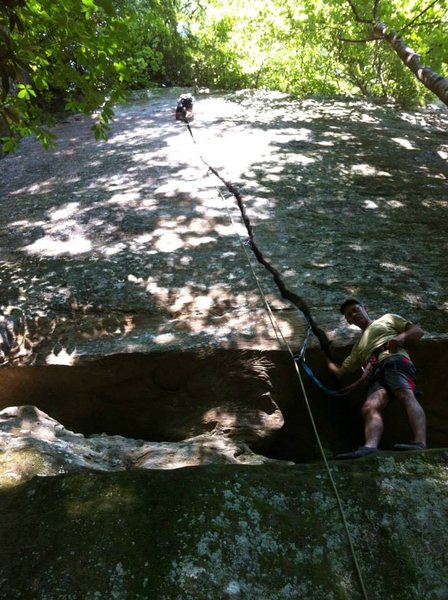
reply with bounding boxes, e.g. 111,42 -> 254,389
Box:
0,89 -> 311,365
0,90 -> 447,368
218,93 -> 448,340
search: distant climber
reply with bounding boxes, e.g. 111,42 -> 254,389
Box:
327,298 -> 426,459
175,93 -> 195,121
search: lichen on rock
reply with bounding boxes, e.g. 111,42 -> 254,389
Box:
1,453 -> 448,599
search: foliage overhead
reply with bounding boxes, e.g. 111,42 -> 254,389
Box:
1,0 -> 447,152
1,0 -> 131,152
180,0 -> 448,104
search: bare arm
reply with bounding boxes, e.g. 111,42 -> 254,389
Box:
327,361 -> 347,380
387,324 -> 424,353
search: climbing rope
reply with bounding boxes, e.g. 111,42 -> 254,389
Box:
295,325 -> 381,398
182,119 -> 333,358
180,115 -> 370,600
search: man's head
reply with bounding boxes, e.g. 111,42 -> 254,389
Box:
340,298 -> 361,315
339,298 -> 371,330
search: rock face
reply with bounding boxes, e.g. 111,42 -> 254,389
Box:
0,405 -> 285,487
0,92 -> 447,599
0,351 -> 285,451
0,90 -> 447,363
1,452 -> 447,599
0,342 -> 447,464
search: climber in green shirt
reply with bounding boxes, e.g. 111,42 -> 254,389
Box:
328,298 -> 426,459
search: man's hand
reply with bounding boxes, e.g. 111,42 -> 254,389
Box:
387,337 -> 400,353
328,361 -> 344,379
387,324 -> 424,353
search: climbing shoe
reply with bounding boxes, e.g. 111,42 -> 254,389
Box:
335,446 -> 379,460
393,442 -> 426,451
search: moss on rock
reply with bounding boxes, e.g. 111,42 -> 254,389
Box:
0,450 -> 447,599
0,446 -> 50,488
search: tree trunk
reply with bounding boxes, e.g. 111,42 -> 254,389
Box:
373,21 -> 448,107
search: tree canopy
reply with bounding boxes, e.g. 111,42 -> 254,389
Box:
1,0 -> 447,152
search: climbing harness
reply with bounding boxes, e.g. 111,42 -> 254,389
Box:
295,328 -> 388,397
179,111 -> 370,600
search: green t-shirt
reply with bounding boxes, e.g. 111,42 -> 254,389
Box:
341,313 -> 411,374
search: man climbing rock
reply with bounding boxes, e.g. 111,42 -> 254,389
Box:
175,93 -> 195,121
327,298 -> 426,459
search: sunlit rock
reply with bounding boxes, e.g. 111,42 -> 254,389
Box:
0,405 -> 288,487
0,89 -> 447,600
1,92 -> 446,365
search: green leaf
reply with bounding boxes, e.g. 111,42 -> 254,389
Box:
113,61 -> 126,72
16,84 -> 37,100
1,137 -> 18,155
35,128 -> 57,149
91,121 -> 109,141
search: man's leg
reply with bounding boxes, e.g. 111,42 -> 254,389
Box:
336,387 -> 390,459
382,355 -> 427,449
361,388 -> 389,448
394,388 -> 427,447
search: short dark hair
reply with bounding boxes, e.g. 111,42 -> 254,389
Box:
340,298 -> 361,315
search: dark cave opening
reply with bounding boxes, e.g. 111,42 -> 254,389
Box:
0,340 -> 446,465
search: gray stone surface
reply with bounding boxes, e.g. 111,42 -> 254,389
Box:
0,94 -> 447,599
1,452 -> 448,599
0,405 -> 287,487
0,90 -> 447,365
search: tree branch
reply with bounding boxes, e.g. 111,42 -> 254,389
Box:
373,0 -> 381,20
410,19 -> 448,29
374,21 -> 448,107
345,0 -> 373,24
399,0 -> 440,34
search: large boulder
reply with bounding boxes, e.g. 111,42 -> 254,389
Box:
0,405 -> 286,488
0,91 -> 447,600
0,452 -> 447,599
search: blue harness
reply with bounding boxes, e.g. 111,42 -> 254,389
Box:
294,326 -> 382,397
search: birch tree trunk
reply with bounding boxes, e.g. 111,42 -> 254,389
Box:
373,21 -> 448,107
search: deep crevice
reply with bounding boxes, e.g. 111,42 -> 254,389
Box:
0,340 -> 446,464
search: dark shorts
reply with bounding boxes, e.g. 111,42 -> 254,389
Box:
366,355 -> 417,396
